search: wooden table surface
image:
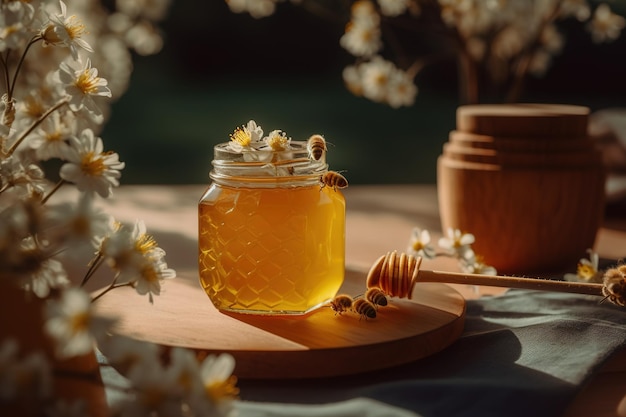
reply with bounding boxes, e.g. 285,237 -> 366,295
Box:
79,184 -> 626,417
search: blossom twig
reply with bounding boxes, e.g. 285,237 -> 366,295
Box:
6,98 -> 69,156
91,281 -> 133,303
41,179 -> 66,204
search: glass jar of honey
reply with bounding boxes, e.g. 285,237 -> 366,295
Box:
198,140 -> 345,315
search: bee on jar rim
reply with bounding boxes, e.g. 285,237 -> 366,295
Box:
329,294 -> 353,315
352,298 -> 377,320
307,134 -> 327,161
320,171 -> 348,191
365,287 -> 388,308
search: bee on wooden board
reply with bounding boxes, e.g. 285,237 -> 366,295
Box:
365,287 -> 388,308
307,134 -> 327,161
320,171 -> 348,191
352,298 -> 377,320
329,294 -> 353,315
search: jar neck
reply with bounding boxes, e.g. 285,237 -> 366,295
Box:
210,141 -> 327,188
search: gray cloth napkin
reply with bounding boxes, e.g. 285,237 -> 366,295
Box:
238,289 -> 626,417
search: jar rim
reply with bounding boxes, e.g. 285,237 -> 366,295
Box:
209,140 -> 327,188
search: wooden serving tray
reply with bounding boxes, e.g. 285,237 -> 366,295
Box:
93,268 -> 466,379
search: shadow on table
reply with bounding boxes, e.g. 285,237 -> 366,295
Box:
237,288 -> 626,417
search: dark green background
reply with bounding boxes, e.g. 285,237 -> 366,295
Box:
101,1 -> 626,185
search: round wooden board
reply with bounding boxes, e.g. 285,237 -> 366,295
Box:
93,269 -> 466,379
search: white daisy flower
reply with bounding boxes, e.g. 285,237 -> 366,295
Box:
188,353 -> 239,417
360,56 -> 395,103
57,58 -> 112,123
18,237 -> 70,298
342,65 -> 364,97
0,156 -> 47,199
459,248 -> 497,275
407,227 -> 436,259
587,4 -> 625,43
59,128 -> 125,198
340,9 -> 382,58
227,120 -> 264,153
44,192 -> 115,250
438,227 -> 475,257
386,69 -> 417,108
263,129 -> 291,151
44,287 -> 114,358
40,1 -> 93,59
101,219 -> 175,302
0,1 -> 36,52
559,0 -> 591,21
377,0 -> 410,17
118,360 -> 183,417
166,347 -> 202,396
226,0 -> 279,19
133,256 -> 176,304
564,249 -> 603,283
28,111 -> 74,161
103,219 -> 166,271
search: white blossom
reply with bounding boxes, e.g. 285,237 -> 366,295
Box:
40,1 -> 94,59
44,287 -> 115,358
59,128 -> 125,198
57,58 -> 112,123
587,3 -> 625,43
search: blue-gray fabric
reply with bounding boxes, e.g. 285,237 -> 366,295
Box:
236,290 -> 626,417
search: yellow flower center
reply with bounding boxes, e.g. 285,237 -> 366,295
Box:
205,376 -> 239,403
46,131 -> 63,143
65,15 -> 87,40
71,312 -> 90,333
75,70 -> 100,95
230,127 -> 251,147
577,263 -> 597,280
267,134 -> 288,151
135,233 -> 158,254
80,152 -> 105,176
411,241 -> 424,252
140,263 -> 160,284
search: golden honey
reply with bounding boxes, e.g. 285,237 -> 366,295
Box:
198,141 -> 345,314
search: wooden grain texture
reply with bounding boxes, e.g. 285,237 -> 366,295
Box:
456,103 -> 589,137
438,103 -> 608,274
442,142 -> 601,167
93,269 -> 466,379
449,130 -> 595,153
437,155 -> 606,274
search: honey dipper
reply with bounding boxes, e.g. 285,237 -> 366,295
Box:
366,251 -> 626,307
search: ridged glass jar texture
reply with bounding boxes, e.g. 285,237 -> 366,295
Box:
198,141 -> 346,314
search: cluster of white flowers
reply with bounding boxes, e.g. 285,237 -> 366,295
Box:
408,226 -> 497,275
0,1 -> 239,415
228,119 -> 291,154
226,0 -> 625,105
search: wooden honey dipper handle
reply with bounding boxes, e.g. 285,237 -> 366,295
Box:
366,251 -> 606,300
416,269 -> 604,297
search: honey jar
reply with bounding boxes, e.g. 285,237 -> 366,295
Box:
198,140 -> 345,314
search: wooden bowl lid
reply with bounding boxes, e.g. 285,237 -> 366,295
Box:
457,104 -> 589,137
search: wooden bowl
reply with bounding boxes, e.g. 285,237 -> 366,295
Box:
437,104 -> 606,274
437,156 -> 606,274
